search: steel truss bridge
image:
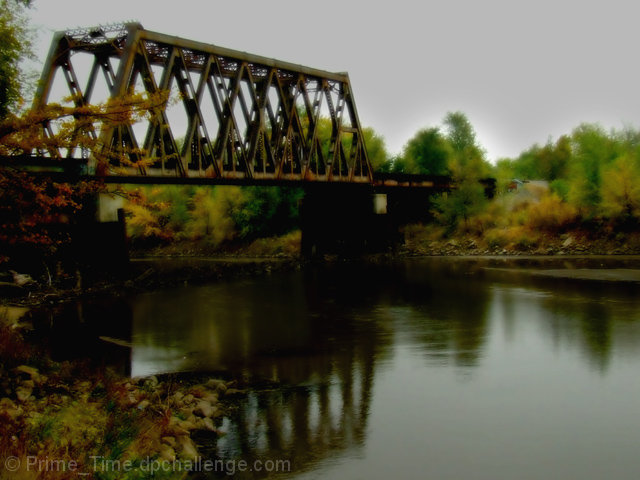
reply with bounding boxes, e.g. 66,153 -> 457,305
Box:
32,23 -> 375,184
22,23 -> 455,191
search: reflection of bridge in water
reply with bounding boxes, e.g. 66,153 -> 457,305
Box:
212,345 -> 376,477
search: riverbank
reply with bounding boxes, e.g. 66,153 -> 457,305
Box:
3,223 -> 640,308
401,224 -> 640,256
0,316 -> 244,479
0,256 -> 301,308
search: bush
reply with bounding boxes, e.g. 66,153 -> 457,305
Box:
525,193 -> 578,231
550,179 -> 570,201
484,226 -> 540,251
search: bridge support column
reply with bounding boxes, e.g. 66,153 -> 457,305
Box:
68,193 -> 129,281
300,186 -> 398,259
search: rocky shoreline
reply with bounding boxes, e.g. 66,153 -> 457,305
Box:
402,230 -> 640,257
1,352 -> 245,478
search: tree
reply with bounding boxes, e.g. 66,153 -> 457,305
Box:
402,127 -> 451,175
600,154 -> 640,221
432,112 -> 490,231
510,136 -> 571,181
567,124 -> 616,216
0,0 -> 34,117
0,87 -> 169,270
362,126 -> 390,172
443,111 -> 482,158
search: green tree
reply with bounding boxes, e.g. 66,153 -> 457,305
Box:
432,180 -> 487,231
444,111 -> 482,158
0,0 -> 34,117
402,127 -> 451,175
541,135 -> 571,181
511,136 -> 571,181
314,118 -> 389,173
234,187 -> 303,239
567,124 -> 617,216
443,111 -> 490,179
389,154 -> 409,174
362,126 -> 390,172
432,112 -> 490,231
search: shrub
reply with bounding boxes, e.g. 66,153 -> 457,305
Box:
525,193 -> 578,231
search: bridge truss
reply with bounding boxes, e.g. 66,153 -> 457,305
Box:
34,23 -> 373,183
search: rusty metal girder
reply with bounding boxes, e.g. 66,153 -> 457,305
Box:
34,23 -> 373,183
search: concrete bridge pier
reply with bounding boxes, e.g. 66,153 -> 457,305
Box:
68,193 -> 129,281
300,185 -> 398,259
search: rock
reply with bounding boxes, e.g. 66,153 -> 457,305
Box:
171,391 -> 184,407
562,236 -> 574,248
161,436 -> 177,448
216,382 -> 227,395
0,397 -> 17,409
177,435 -> 198,461
20,380 -> 35,390
27,411 -> 42,422
193,400 -> 215,418
137,399 -> 150,411
205,378 -> 224,390
0,398 -> 22,420
15,385 -> 33,402
178,418 -> 198,431
182,394 -> 195,405
76,381 -> 92,392
159,444 -> 176,462
144,376 -> 159,388
9,271 -> 34,287
201,392 -> 219,405
178,406 -> 193,419
224,388 -> 245,396
199,417 -> 216,432
4,407 -> 23,420
166,423 -> 190,437
15,365 -> 39,379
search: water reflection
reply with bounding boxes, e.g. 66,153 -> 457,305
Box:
210,371 -> 373,478
27,258 -> 640,479
488,268 -> 640,373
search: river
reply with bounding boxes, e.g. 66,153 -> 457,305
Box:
33,257 -> 640,479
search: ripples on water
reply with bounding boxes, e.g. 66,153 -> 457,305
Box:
30,258 -> 640,479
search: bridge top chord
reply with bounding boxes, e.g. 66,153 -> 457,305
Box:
34,23 -> 373,184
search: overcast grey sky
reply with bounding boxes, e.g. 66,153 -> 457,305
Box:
27,0 -> 640,162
